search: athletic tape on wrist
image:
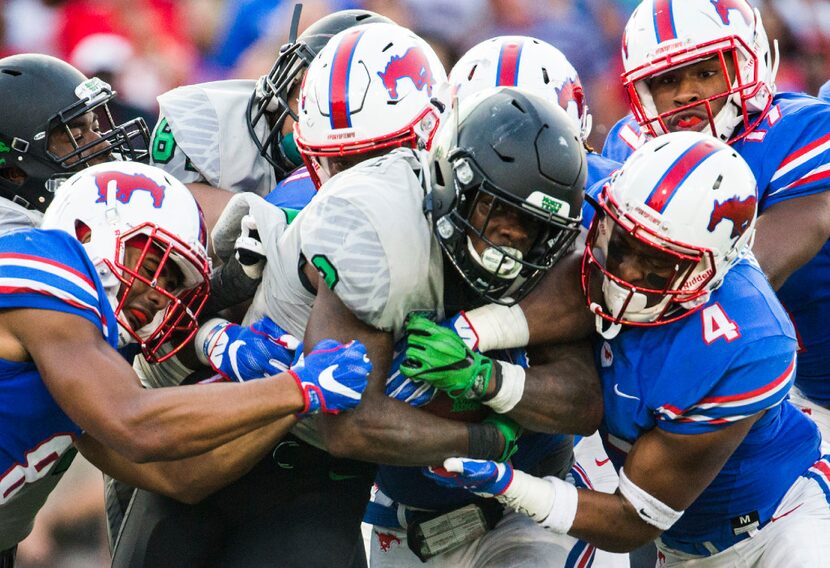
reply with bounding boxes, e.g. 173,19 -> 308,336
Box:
465,303 -> 530,352
484,361 -> 525,414
194,318 -> 231,367
466,422 -> 504,461
618,467 -> 683,531
496,469 -> 576,534
538,475 -> 578,534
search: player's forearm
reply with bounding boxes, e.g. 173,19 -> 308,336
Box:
568,489 -> 661,553
79,418 -> 296,504
114,375 -> 304,462
319,392 -> 471,465
508,342 -> 602,434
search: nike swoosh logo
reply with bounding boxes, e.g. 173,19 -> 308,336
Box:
771,503 -> 803,522
318,365 -> 361,400
328,471 -> 360,481
613,383 -> 640,401
229,340 -> 246,380
595,458 -> 611,467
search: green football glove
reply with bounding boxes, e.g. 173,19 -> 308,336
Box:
484,413 -> 522,462
402,314 -> 495,401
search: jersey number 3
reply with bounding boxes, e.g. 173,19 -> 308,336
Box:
701,303 -> 741,345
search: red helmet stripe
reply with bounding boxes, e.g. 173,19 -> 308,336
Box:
646,139 -> 721,213
653,0 -> 677,43
329,29 -> 364,130
496,40 -> 523,87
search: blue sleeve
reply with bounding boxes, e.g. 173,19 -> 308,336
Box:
601,115 -> 640,163
750,99 -> 830,210
264,166 -> 316,211
656,339 -> 796,435
0,230 -> 111,335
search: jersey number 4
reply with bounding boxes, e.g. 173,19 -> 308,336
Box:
701,303 -> 741,345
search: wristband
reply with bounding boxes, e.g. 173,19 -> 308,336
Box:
483,361 -> 525,414
466,422 -> 504,461
618,467 -> 683,531
465,303 -> 529,352
194,318 -> 231,366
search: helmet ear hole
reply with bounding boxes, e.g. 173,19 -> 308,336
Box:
75,220 -> 92,243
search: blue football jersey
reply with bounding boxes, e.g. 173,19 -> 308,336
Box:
597,259 -> 820,554
0,229 -> 117,504
601,94 -> 830,404
580,152 -> 621,230
264,166 -> 317,211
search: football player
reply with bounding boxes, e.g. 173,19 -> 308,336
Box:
0,53 -> 149,232
600,0 -> 830,449
424,132 -> 830,565
0,161 -> 370,568
148,8 -> 392,233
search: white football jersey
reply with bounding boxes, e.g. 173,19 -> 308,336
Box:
150,80 -> 278,195
245,148 -> 445,338
0,199 -> 41,234
244,148 -> 446,449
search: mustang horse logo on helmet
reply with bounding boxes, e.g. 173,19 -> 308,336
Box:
377,47 -> 436,100
707,194 -> 757,239
94,171 -> 167,208
710,0 -> 754,26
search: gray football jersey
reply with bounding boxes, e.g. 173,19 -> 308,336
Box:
244,149 -> 445,449
150,80 -> 277,195
0,199 -> 41,234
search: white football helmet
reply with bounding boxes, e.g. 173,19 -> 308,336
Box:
41,161 -> 210,362
294,22 -> 447,187
582,131 -> 757,336
622,0 -> 777,142
450,36 -> 592,142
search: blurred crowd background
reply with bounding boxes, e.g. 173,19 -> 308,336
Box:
3,0 -> 830,565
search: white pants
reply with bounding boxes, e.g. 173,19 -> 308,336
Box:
369,433 -> 628,568
789,388 -> 830,453
656,473 -> 830,567
370,509 -> 610,568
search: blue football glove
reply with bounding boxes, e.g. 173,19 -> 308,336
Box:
197,317 -> 300,382
289,339 -> 371,416
424,457 -> 514,497
385,337 -> 437,407
440,311 -> 481,351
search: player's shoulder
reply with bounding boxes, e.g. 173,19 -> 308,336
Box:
749,92 -> 830,140
601,114 -> 643,161
676,258 -> 793,347
158,79 -> 255,109
0,228 -> 89,266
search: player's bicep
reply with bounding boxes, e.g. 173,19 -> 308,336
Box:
623,413 -> 761,511
304,282 -> 393,397
753,190 -> 830,289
